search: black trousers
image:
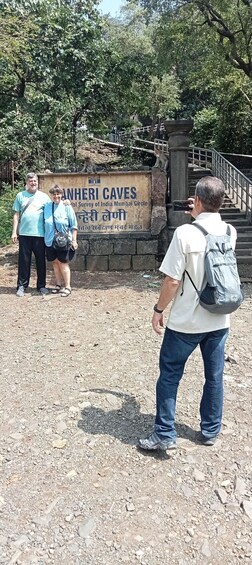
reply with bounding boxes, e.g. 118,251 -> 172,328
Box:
18,235 -> 46,290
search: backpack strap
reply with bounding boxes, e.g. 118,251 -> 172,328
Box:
191,222 -> 208,236
181,222 -> 207,297
183,270 -> 200,294
194,221 -> 231,237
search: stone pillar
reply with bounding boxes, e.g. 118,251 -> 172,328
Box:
164,119 -> 194,241
150,167 -> 167,236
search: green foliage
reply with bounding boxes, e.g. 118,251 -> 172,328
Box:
214,94 -> 252,153
1,0 -> 252,174
192,108 -> 218,148
0,184 -> 20,245
0,0 -> 164,171
119,142 -> 143,169
0,0 -> 110,169
137,0 -> 252,152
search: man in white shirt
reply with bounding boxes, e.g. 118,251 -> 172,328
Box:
138,176 -> 236,451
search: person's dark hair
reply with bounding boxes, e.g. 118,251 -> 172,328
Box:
195,176 -> 225,212
26,172 -> 38,182
49,184 -> 63,195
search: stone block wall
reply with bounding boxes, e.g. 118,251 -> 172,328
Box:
73,234 -> 160,271
71,168 -> 168,272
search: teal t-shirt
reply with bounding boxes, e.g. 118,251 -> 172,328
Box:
44,201 -> 78,247
13,190 -> 50,237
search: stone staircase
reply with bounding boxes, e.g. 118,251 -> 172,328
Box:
220,201 -> 252,265
188,167 -> 252,271
188,165 -> 211,196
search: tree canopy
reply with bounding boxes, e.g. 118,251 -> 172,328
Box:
0,0 -> 252,177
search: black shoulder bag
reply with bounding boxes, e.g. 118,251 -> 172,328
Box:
52,202 -> 70,251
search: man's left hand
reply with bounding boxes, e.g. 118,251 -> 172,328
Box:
152,312 -> 164,335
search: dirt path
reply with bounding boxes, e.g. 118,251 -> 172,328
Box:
0,245 -> 252,564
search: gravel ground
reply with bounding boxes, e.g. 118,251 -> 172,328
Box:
0,245 -> 252,565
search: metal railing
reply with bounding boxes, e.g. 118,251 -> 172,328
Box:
132,138 -> 168,153
154,139 -> 169,153
118,123 -> 165,142
212,150 -> 252,223
86,131 -> 252,224
188,147 -> 213,170
189,147 -> 252,224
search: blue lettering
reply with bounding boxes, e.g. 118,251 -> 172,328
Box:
75,188 -> 82,199
61,187 -> 100,200
102,187 -> 137,200
110,187 -> 117,199
89,188 -> 98,200
131,187 -> 137,199
103,188 -> 109,199
63,188 -> 73,200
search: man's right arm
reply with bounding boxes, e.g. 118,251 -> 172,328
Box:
12,212 -> 19,243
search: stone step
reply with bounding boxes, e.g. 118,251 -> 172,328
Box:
235,225 -> 252,232
236,233 -> 252,241
236,241 -> 252,248
238,264 -> 252,277
236,248 -> 252,256
237,255 -> 252,264
188,166 -> 211,174
220,212 -> 247,220
221,207 -> 241,213
228,218 -> 250,226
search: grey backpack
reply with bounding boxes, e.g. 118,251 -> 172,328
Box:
184,223 -> 244,314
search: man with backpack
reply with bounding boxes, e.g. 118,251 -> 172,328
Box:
138,176 -> 243,451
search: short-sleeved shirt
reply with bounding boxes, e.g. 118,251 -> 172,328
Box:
13,190 -> 50,237
160,212 -> 237,333
44,201 -> 78,247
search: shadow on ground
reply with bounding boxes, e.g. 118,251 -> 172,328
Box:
77,388 -> 199,454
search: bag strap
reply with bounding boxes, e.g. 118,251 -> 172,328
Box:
52,202 -> 58,233
52,202 -> 70,235
19,195 -> 35,220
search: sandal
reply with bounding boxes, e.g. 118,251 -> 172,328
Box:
60,287 -> 71,297
51,285 -> 61,294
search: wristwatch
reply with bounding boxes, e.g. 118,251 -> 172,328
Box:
153,304 -> 164,314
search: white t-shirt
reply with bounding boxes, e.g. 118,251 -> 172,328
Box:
160,212 -> 237,333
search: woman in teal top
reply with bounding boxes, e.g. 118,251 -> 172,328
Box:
44,184 -> 78,297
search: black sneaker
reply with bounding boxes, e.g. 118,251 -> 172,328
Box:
138,432 -> 177,451
200,434 -> 218,446
39,287 -> 49,295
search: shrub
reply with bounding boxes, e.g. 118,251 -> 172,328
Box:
0,184 -> 20,246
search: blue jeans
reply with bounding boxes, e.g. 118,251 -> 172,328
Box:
155,327 -> 229,441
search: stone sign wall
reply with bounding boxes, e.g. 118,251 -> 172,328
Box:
39,171 -> 151,235
38,169 -> 167,271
